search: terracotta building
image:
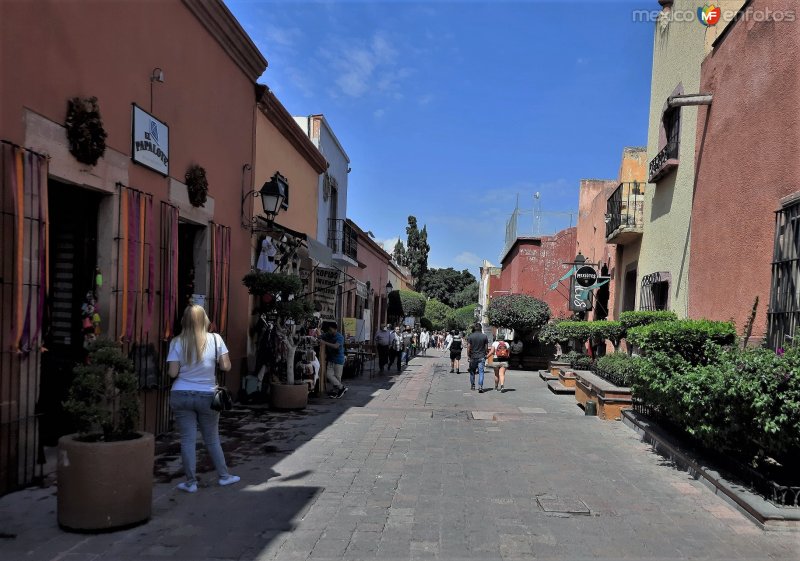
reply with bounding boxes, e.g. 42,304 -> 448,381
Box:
0,0 -> 266,494
688,0 -> 800,348
576,179 -> 618,319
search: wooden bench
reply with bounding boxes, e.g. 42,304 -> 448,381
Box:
573,370 -> 632,421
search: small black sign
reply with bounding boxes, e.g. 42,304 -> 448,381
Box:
575,266 -> 598,288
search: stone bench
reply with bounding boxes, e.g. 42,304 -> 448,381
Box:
547,367 -> 577,394
573,370 -> 632,421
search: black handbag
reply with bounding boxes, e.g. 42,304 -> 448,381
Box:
210,334 -> 234,412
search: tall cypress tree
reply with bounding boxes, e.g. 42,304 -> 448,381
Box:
393,239 -> 407,266
405,216 -> 430,287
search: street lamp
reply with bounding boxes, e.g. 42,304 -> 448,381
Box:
242,171 -> 287,230
574,252 -> 586,266
385,281 -> 393,294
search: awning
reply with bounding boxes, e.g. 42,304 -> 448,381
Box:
306,236 -> 333,267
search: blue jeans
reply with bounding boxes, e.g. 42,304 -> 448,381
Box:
171,391 -> 231,484
469,358 -> 485,387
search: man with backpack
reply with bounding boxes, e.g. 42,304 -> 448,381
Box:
446,330 -> 463,373
487,337 -> 511,393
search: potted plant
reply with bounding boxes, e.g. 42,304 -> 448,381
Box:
243,271 -> 313,409
58,339 -> 154,531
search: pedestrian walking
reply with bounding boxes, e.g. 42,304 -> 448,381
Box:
446,330 -> 463,373
374,323 -> 393,373
466,322 -> 489,392
167,304 -> 240,493
510,337 -> 524,370
390,325 -> 404,371
419,328 -> 430,355
444,331 -> 453,356
319,322 -> 348,398
402,326 -> 413,365
487,337 -> 511,392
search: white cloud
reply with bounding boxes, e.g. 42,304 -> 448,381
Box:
454,251 -> 481,266
418,94 -> 435,106
264,25 -> 303,48
373,109 -> 386,119
377,237 -> 401,253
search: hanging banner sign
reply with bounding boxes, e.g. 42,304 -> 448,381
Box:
549,265 -> 576,291
131,105 -> 169,176
569,276 -> 593,312
313,267 -> 341,321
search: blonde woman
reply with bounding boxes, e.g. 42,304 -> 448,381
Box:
167,305 -> 240,493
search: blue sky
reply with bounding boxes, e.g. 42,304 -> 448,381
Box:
225,1 -> 655,278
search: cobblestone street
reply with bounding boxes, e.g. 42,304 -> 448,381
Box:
1,353 -> 798,560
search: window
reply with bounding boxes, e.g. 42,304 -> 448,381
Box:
767,200 -> 800,349
664,107 -> 680,149
640,272 -> 670,311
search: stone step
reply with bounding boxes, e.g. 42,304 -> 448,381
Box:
547,380 -> 576,395
539,370 -> 558,381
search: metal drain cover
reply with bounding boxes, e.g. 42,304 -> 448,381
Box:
537,496 -> 590,515
431,410 -> 471,420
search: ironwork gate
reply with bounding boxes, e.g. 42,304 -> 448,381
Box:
0,142 -> 48,494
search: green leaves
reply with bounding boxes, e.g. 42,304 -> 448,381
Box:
398,289 -> 427,317
423,298 -> 452,331
486,294 -> 551,335
627,319 -> 736,365
417,267 -> 477,309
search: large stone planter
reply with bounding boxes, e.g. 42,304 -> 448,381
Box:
57,432 -> 154,532
270,383 -> 308,410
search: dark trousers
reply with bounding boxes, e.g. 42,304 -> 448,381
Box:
389,348 -> 403,370
377,345 -> 389,370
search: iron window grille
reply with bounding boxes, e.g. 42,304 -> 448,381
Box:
767,201 -> 800,350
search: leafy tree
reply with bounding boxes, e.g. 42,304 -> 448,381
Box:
451,283 -> 479,309
405,216 -> 430,286
446,304 -> 477,332
393,239 -> 407,267
423,299 -> 453,331
486,294 -> 551,336
418,267 -> 477,308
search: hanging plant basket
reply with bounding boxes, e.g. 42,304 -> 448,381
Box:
65,97 -> 108,166
185,164 -> 208,207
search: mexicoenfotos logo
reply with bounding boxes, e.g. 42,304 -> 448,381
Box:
697,4 -> 722,26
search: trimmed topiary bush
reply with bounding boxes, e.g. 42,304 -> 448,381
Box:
594,352 -> 641,387
398,289 -> 427,318
619,310 -> 678,331
446,304 -> 477,332
423,298 -> 452,331
487,294 -> 550,336
626,319 -> 736,365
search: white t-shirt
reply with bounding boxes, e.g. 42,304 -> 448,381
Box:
167,333 -> 228,392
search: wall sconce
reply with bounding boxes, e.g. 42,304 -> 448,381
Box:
150,67 -> 164,113
241,171 -> 288,231
385,281 -> 393,294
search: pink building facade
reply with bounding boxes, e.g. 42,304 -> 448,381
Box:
688,0 -> 800,348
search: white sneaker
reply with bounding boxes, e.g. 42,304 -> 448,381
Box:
219,474 -> 241,486
176,481 -> 197,493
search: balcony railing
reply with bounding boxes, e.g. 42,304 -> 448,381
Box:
648,140 -> 679,182
606,182 -> 644,244
328,218 -> 358,261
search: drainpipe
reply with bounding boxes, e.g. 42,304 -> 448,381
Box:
668,94 -> 713,108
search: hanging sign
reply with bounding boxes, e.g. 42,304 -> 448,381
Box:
575,266 -> 598,288
569,276 -> 593,312
131,105 -> 169,175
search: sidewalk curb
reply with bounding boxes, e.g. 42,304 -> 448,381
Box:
622,409 -> 800,532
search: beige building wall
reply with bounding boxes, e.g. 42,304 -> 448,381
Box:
637,0 -> 707,317
254,111 -> 321,240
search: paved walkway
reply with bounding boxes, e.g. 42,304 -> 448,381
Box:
1,352 -> 798,560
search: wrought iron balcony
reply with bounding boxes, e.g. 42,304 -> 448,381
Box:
648,140 -> 679,182
606,182 -> 644,244
328,218 -> 358,262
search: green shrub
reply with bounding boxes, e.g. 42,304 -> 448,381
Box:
563,350 -> 592,370
423,298 -> 452,331
628,345 -> 800,460
539,319 -> 567,346
446,304 -> 477,332
398,289 -> 427,317
619,310 -> 678,331
595,352 -> 641,387
63,339 -> 140,441
486,294 -> 550,335
420,317 -> 433,331
626,319 -> 736,365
